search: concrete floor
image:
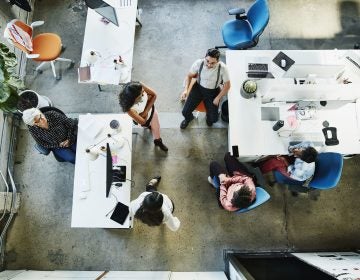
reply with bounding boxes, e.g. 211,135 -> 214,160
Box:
3,0 -> 360,272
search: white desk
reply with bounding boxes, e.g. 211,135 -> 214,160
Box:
71,114 -> 133,228
226,50 -> 360,161
79,0 -> 138,85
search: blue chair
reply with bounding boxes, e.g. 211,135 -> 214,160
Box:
273,152 -> 343,190
216,0 -> 270,50
212,176 -> 270,213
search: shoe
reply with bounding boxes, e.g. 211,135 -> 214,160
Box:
180,115 -> 194,129
148,176 -> 161,186
154,138 -> 168,152
208,176 -> 216,188
206,119 -> 213,127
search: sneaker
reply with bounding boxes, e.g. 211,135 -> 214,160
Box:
208,176 -> 216,188
180,115 -> 194,129
146,176 -> 162,191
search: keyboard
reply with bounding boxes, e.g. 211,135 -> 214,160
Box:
247,72 -> 275,79
248,63 -> 268,71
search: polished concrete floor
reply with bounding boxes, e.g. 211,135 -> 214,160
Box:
3,0 -> 360,272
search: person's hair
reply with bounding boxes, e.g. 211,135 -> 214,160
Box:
134,192 -> 164,227
118,81 -> 143,112
22,107 -> 41,126
300,147 -> 318,163
231,185 -> 253,209
205,48 -> 220,60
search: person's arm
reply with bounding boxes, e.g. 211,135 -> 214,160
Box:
213,80 -> 230,106
29,127 -> 58,149
180,72 -> 198,101
127,108 -> 147,126
139,82 -> 157,119
51,112 -> 77,147
164,214 -> 181,232
213,65 -> 231,106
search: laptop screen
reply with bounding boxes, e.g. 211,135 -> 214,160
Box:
85,0 -> 119,26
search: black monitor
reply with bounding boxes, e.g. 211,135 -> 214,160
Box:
85,0 -> 119,26
106,142 -> 112,197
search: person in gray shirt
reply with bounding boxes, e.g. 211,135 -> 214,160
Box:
180,48 -> 231,129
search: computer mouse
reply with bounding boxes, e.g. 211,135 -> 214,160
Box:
281,59 -> 286,68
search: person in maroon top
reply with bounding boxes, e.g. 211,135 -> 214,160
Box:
209,153 -> 256,211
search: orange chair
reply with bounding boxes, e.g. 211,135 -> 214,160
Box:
4,19 -> 74,80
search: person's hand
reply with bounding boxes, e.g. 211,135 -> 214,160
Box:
218,173 -> 227,184
180,90 -> 188,102
213,96 -> 220,106
59,139 -> 70,147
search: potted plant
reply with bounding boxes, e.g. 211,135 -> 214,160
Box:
0,43 -> 25,112
0,43 -> 52,113
240,79 -> 257,99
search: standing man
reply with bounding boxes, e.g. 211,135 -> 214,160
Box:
180,48 -> 231,129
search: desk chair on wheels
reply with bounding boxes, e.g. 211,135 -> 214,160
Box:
272,152 -> 343,193
4,19 -> 74,80
215,0 -> 270,50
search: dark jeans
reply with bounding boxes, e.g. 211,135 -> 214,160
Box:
210,152 -> 252,178
52,143 -> 77,164
182,82 -> 220,125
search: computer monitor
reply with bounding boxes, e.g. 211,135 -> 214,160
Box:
85,0 -> 119,26
106,142 -> 112,197
283,64 -> 345,80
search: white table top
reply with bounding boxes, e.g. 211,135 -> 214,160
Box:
79,0 -> 138,85
71,114 -> 133,228
226,50 -> 360,160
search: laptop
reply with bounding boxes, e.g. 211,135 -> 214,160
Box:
85,0 -> 119,26
246,57 -> 275,79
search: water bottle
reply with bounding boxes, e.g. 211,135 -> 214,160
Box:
272,120 -> 284,131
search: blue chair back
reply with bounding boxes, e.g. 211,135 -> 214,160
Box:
309,152 -> 343,189
273,152 -> 343,190
247,0 -> 270,39
212,176 -> 270,213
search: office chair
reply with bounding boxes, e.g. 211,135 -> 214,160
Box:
273,152 -> 343,191
4,19 -> 74,80
211,175 -> 270,213
216,0 -> 270,50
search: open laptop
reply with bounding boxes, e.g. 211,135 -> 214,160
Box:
85,0 -> 119,26
246,57 -> 275,78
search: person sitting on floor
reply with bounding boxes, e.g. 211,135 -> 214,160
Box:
258,141 -> 318,182
208,152 -> 256,211
130,176 -> 180,231
119,81 -> 168,152
22,107 -> 78,164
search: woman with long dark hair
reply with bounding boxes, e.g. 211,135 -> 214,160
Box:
130,176 -> 180,231
119,81 -> 168,152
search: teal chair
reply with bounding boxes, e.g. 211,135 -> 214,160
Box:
212,176 -> 270,213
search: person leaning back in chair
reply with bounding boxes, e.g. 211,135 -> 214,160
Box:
180,48 -> 231,129
258,141 -> 318,182
22,108 -> 78,164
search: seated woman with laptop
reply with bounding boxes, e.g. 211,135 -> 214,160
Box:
257,141 -> 318,182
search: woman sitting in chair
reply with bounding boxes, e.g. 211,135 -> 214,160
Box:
208,152 -> 256,211
258,141 -> 318,182
22,108 -> 78,164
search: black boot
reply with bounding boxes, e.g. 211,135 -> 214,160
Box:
154,138 -> 168,152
